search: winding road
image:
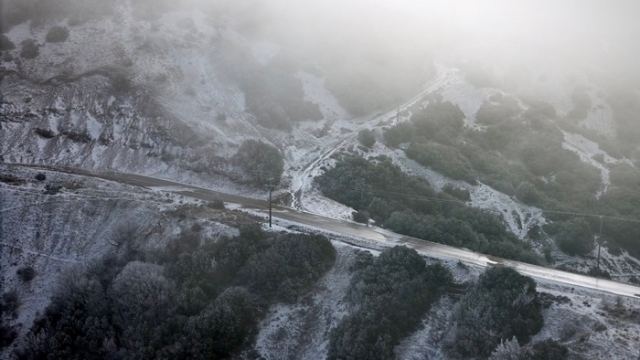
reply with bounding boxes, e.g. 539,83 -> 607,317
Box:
4,163 -> 640,299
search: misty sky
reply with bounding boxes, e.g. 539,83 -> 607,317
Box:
237,0 -> 640,89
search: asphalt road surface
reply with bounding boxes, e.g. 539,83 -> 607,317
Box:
5,163 -> 640,299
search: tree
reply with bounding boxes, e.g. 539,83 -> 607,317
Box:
555,219 -> 594,256
412,101 -> 465,143
233,140 -> 284,187
446,267 -> 543,359
358,129 -> 376,148
45,26 -> 69,43
17,266 -> 36,282
328,247 -> 452,360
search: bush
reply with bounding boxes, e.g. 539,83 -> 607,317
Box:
238,233 -> 336,302
383,122 -> 414,147
34,128 -> 56,139
20,224 -> 336,359
20,39 -> 39,59
0,34 -> 15,51
357,129 -> 376,148
412,101 -> 465,143
328,247 -> 452,360
0,291 -> 19,318
45,26 -> 69,43
184,287 -> 261,358
446,267 -> 543,359
206,199 -> 225,210
317,155 -> 541,264
554,219 -> 594,256
34,173 -> 46,181
476,98 -> 520,125
17,266 -> 36,282
516,181 -> 543,206
406,142 -> 476,183
0,324 -> 17,349
233,140 -> 284,187
352,210 -> 370,224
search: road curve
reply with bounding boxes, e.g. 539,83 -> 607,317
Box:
4,163 -> 640,299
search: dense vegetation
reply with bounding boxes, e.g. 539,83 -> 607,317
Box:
0,291 -> 19,349
382,97 -> 640,258
18,225 -> 335,359
233,140 -> 284,187
328,247 -> 452,360
383,99 -> 601,210
317,155 -> 541,263
445,267 -> 544,359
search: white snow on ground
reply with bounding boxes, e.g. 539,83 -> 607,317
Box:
555,244 -> 640,282
253,244 -> 356,360
532,285 -> 640,360
282,64 -> 548,239
297,71 -> 351,123
561,131 -> 628,198
370,144 -> 546,239
394,297 -> 455,360
438,67 -> 502,128
580,91 -> 615,137
470,184 -> 545,238
285,65 -> 460,217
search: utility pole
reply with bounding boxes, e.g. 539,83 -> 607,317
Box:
268,187 -> 273,228
596,216 -> 603,271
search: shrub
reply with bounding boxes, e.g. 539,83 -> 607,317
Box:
406,142 -> 476,183
383,122 -> 414,147
328,247 -> 452,360
0,324 -> 17,348
0,34 -> 15,51
184,287 -> 261,358
17,266 -> 36,282
206,199 -> 225,210
0,291 -> 19,318
238,233 -> 336,302
352,210 -> 370,224
412,101 -> 465,143
45,26 -> 69,43
476,99 -> 520,125
317,155 -> 540,264
357,129 -> 376,148
21,223 -> 336,359
34,128 -> 56,139
34,173 -> 46,181
516,181 -> 543,206
233,140 -> 284,187
20,39 -> 39,59
555,219 -> 594,256
446,267 -> 543,359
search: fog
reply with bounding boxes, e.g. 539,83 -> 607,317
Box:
236,0 -> 640,92
4,0 -> 639,99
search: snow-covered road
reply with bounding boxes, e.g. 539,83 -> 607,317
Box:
5,163 -> 640,299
